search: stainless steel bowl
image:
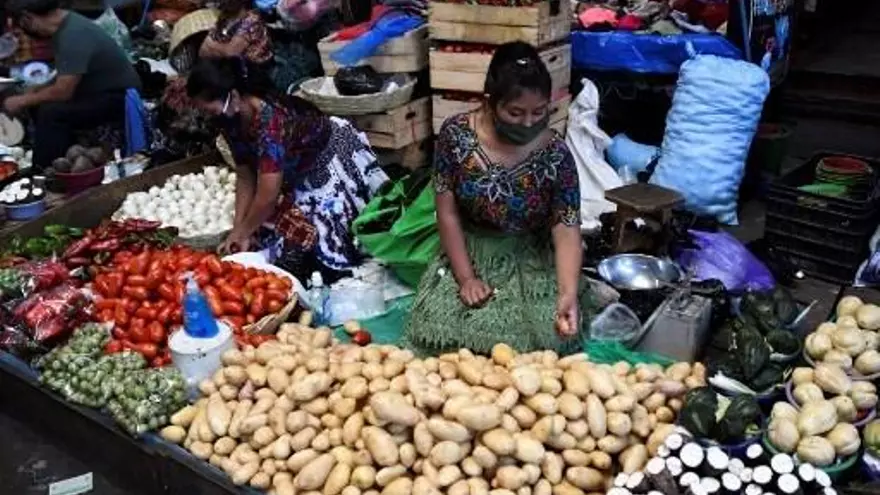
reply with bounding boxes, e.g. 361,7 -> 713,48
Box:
596,254 -> 682,290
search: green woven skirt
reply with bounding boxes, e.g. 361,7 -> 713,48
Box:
402,229 -> 595,356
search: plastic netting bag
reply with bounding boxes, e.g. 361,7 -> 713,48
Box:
333,66 -> 385,96
94,9 -> 133,60
583,340 -> 675,367
12,281 -> 91,344
107,367 -> 188,435
589,303 -> 642,343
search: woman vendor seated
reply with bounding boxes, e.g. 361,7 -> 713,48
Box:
187,58 -> 388,283
403,42 -> 593,355
199,0 -> 273,81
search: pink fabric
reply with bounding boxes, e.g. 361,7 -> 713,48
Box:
618,14 -> 643,31
578,7 -> 618,29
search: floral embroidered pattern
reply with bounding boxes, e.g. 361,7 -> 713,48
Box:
434,113 -> 580,233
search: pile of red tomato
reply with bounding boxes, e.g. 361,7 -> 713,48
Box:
92,245 -> 293,367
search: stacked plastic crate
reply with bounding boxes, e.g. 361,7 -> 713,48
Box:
428,0 -> 572,135
317,26 -> 432,170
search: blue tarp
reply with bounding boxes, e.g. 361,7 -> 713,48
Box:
571,31 -> 744,74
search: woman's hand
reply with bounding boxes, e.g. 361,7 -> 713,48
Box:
459,278 -> 493,308
218,230 -> 251,255
555,292 -> 579,337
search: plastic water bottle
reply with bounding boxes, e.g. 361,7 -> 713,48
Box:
182,274 -> 219,338
307,271 -> 330,325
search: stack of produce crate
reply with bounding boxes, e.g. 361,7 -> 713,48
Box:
318,26 -> 432,170
428,0 -> 572,135
764,152 -> 880,284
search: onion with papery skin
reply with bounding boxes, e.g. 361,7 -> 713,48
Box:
857,304 -> 880,331
836,296 -> 864,319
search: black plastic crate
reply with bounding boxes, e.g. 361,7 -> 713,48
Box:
767,151 -> 880,229
765,229 -> 866,266
773,245 -> 861,285
764,204 -> 872,259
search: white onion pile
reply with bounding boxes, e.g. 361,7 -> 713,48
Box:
113,166 -> 236,238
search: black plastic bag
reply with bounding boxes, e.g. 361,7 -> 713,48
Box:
334,66 -> 385,96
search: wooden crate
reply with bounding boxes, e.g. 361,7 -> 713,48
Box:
318,25 -> 429,75
353,97 -> 433,150
428,0 -> 571,46
432,92 -> 571,134
376,138 -> 433,170
430,42 -> 570,93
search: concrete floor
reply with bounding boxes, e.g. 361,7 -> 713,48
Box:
0,401 -> 129,495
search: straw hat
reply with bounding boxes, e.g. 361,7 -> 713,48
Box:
169,9 -> 219,55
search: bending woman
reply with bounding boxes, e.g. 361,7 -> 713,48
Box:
403,42 -> 593,355
187,58 -> 388,282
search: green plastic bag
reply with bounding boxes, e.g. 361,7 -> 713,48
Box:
352,171 -> 440,287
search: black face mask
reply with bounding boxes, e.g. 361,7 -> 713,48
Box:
493,112 -> 549,145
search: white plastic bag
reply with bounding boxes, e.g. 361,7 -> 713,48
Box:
94,9 -> 133,60
565,78 -> 622,230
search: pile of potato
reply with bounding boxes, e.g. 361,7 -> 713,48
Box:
161,321 -> 706,495
804,296 -> 880,376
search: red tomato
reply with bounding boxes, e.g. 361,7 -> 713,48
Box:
249,292 -> 267,318
132,342 -> 158,360
222,301 -> 245,315
171,307 -> 183,325
148,321 -> 166,344
203,255 -> 224,276
93,277 -> 112,298
95,298 -> 119,311
265,289 -> 288,303
126,275 -> 148,287
207,295 -> 224,316
157,283 -> 175,302
123,298 -> 138,314
217,283 -> 242,302
105,340 -> 123,354
352,330 -> 372,346
245,277 -> 267,290
193,269 -> 212,287
111,326 -> 127,340
106,272 -> 124,298
176,255 -> 198,271
204,286 -> 221,301
127,251 -> 150,276
156,306 -> 172,325
135,306 -> 157,320
267,299 -> 283,314
129,325 -> 149,344
246,314 -> 256,324
122,286 -> 149,301
114,305 -> 130,327
146,268 -> 166,290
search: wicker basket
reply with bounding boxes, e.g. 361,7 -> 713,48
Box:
299,74 -> 416,116
169,9 -> 219,54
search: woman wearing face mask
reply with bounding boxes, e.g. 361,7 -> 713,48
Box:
403,41 -> 593,355
187,58 -> 388,283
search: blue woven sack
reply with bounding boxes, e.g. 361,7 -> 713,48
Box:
650,55 -> 770,224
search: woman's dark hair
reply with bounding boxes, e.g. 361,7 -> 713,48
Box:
483,41 -> 551,108
7,0 -> 60,18
187,57 -> 324,116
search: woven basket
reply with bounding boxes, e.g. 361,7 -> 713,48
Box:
169,9 -> 219,54
299,74 -> 416,116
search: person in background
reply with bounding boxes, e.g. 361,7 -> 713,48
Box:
3,0 -> 140,170
403,41 -> 594,355
186,58 -> 388,283
199,0 -> 273,80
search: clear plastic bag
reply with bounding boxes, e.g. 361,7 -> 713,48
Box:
107,367 -> 188,435
94,9 -> 133,58
589,303 -> 642,343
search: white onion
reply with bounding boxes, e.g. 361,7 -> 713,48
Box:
113,165 -> 237,238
